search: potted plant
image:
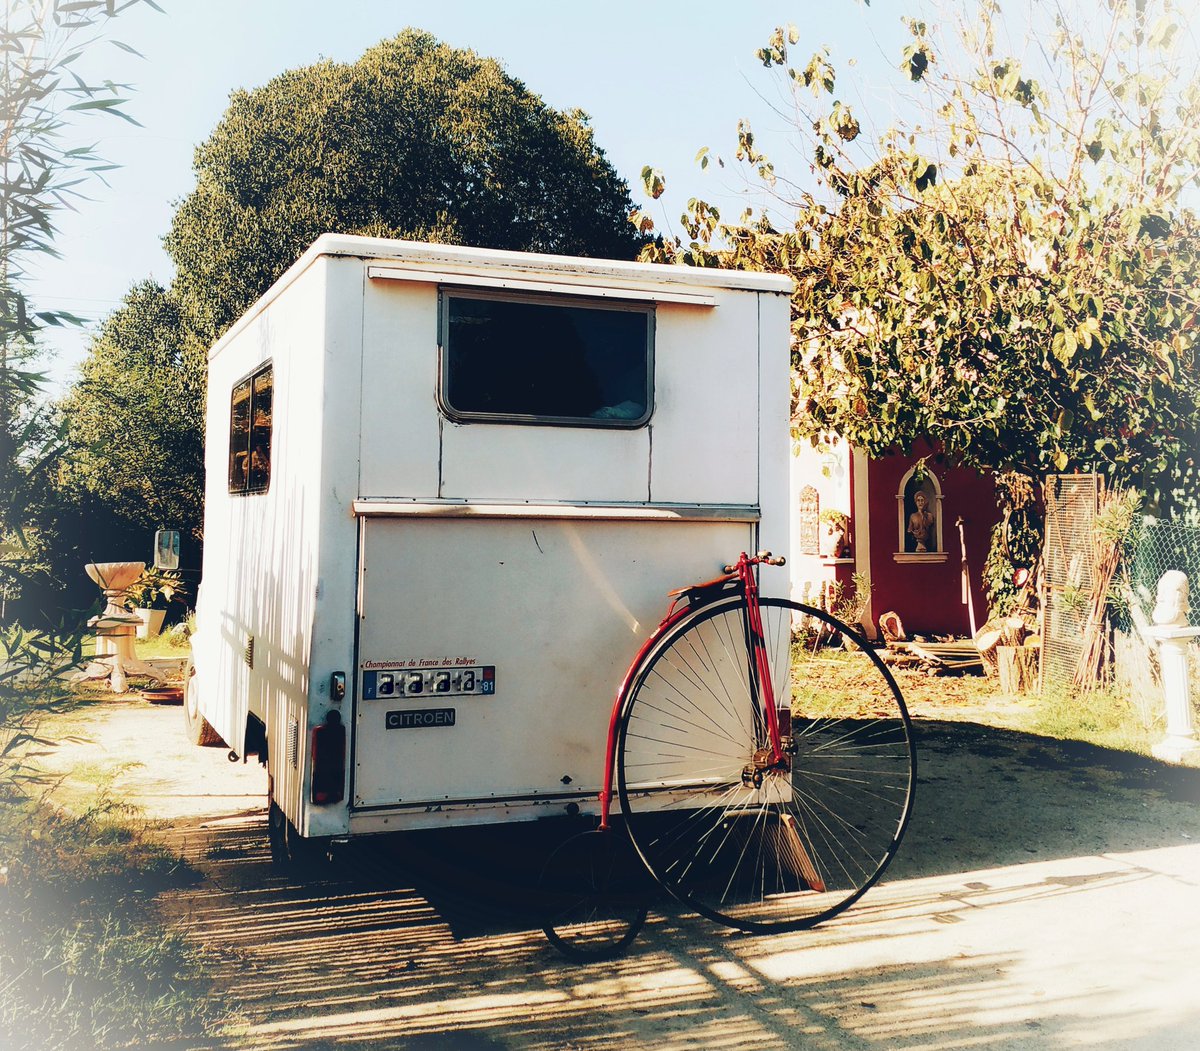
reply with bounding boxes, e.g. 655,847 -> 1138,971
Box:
820,509 -> 851,558
124,569 -> 188,639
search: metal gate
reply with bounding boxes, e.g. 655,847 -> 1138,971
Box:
1041,474 -> 1103,692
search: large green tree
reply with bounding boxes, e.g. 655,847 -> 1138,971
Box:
640,0 -> 1200,516
59,281 -> 204,543
167,28 -> 645,344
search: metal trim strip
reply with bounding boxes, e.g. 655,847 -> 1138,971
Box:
351,500 -> 761,523
367,264 -> 718,306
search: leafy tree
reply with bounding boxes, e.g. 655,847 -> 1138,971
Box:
639,0 -> 1200,516
59,281 -> 204,544
166,28 -> 645,343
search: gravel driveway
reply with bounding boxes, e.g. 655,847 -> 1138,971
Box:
37,698 -> 1200,1050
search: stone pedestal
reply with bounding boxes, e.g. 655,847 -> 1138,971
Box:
1147,625 -> 1200,764
79,561 -> 167,693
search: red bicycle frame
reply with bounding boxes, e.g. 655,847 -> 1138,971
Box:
596,552 -> 786,830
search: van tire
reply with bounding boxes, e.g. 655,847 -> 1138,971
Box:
183,668 -> 224,747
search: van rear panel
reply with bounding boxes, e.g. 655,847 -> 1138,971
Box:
351,513 -> 754,823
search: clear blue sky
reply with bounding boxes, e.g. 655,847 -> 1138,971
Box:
27,0 -> 914,389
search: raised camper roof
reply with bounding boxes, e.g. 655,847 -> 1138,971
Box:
209,233 -> 793,363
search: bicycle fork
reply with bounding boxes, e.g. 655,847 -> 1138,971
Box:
738,553 -> 791,789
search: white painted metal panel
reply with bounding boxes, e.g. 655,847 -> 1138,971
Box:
359,279 -> 441,498
351,501 -> 760,523
195,256 -> 365,838
439,421 -> 650,503
352,516 -> 753,813
649,296 -> 761,505
756,290 -> 794,600
195,259 -> 334,822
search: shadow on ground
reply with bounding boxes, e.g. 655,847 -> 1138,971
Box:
892,720 -> 1200,881
152,719 -> 1200,1050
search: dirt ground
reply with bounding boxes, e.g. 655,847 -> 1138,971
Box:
34,694 -> 1200,1050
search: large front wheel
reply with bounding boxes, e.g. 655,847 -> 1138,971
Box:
616,596 -> 915,934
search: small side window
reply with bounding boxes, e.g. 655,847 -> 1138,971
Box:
440,291 -> 653,427
228,363 -> 272,495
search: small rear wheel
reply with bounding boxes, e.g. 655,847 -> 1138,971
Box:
267,778 -> 328,870
183,664 -> 224,747
617,595 -> 915,934
540,829 -> 649,962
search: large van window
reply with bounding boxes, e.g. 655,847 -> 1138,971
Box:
228,363 -> 273,494
440,291 -> 653,427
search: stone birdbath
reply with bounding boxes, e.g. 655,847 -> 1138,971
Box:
80,561 -> 167,693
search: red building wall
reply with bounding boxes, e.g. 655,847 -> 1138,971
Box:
865,443 -> 997,638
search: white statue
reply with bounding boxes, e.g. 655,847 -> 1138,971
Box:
1152,570 -> 1189,627
1147,570 -> 1200,763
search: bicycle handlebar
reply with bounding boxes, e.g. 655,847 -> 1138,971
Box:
723,551 -> 787,573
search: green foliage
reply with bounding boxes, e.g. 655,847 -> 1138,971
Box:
0,796 -> 225,1050
1034,684 -> 1156,756
819,508 -> 850,530
123,567 -> 187,611
8,481 -> 147,626
830,571 -> 872,625
0,1 -> 155,629
166,28 -> 645,344
0,620 -> 86,801
46,28 -> 647,622
641,0 -> 1200,518
982,472 -> 1040,617
59,281 -> 204,545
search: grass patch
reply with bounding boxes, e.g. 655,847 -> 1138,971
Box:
1033,686 -> 1161,757
788,638 -> 1185,761
0,795 -> 231,1050
80,632 -> 190,663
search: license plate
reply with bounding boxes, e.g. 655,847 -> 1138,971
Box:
386,708 -> 456,729
362,666 -> 494,700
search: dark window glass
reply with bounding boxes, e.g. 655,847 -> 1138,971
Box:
228,378 -> 251,492
441,293 -> 653,426
228,364 -> 272,495
248,369 -> 273,492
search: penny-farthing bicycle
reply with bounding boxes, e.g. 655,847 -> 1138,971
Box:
540,552 -> 916,959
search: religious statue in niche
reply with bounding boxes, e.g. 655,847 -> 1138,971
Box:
798,486 -> 820,555
904,478 -> 938,553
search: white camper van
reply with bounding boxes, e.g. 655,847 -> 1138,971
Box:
186,234 -> 792,855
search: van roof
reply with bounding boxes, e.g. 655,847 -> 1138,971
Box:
210,234 -> 793,360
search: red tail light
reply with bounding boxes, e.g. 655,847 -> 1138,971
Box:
310,709 -> 346,804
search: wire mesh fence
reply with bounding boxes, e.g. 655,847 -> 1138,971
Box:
1129,518 -> 1200,613
1113,516 -> 1200,725
1040,480 -> 1194,700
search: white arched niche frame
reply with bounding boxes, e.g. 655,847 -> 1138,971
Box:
894,465 -> 948,563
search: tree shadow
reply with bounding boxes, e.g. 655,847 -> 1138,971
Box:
892,719 -> 1200,881
151,721 -> 1200,1048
